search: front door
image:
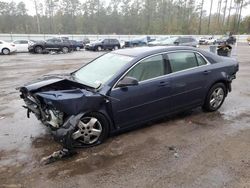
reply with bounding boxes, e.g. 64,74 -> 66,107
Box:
109,54 -> 171,128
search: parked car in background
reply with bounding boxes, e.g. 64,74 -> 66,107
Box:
148,36 -> 170,46
82,37 -> 90,46
156,36 -> 199,47
216,36 -> 236,45
13,40 -> 29,52
70,40 -> 84,51
19,46 -> 238,148
119,40 -> 126,48
0,40 -> 16,55
28,38 -> 72,54
125,36 -> 155,47
199,37 -> 216,45
85,39 -> 121,51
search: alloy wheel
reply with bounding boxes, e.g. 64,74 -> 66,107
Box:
209,87 -> 224,109
72,117 -> 102,145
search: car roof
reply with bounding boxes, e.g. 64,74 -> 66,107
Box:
112,46 -> 200,57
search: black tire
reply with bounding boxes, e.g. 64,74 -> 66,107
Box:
35,46 -> 43,54
72,112 -> 110,147
113,45 -> 119,50
2,48 -> 10,55
96,46 -> 102,51
203,83 -> 227,112
62,47 -> 69,53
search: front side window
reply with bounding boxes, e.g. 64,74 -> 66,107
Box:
168,52 -> 198,73
126,55 -> 164,82
74,53 -> 133,88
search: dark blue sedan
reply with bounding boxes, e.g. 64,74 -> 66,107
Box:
19,46 -> 238,148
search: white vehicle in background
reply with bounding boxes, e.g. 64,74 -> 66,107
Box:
13,40 -> 29,52
199,36 -> 216,45
0,40 -> 17,55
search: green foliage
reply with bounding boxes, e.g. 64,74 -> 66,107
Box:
0,0 -> 249,34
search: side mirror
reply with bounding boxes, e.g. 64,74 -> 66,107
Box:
117,76 -> 139,88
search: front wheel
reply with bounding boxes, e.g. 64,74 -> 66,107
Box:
203,83 -> 226,112
97,46 -> 102,51
62,47 -> 69,53
71,113 -> 109,147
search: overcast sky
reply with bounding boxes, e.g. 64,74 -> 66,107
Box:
2,0 -> 250,17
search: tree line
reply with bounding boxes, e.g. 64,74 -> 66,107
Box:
0,0 -> 249,35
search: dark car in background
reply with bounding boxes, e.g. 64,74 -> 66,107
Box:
85,38 -> 121,51
125,36 -> 155,47
151,36 -> 199,47
172,36 -> 199,47
216,36 -> 236,45
28,38 -> 73,54
19,46 -> 238,149
70,40 -> 84,51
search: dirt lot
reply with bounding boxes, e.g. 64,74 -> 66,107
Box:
0,45 -> 250,188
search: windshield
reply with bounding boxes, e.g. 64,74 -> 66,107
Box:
74,53 -> 133,88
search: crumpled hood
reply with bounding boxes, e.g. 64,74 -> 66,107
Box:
19,75 -> 107,115
36,89 -> 104,115
20,74 -> 86,92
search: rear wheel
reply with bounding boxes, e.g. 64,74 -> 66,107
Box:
2,48 -> 10,55
203,83 -> 226,112
71,113 -> 109,147
76,46 -> 80,51
113,45 -> 119,50
35,46 -> 43,54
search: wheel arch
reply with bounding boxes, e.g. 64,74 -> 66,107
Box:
207,79 -> 229,97
83,109 -> 115,135
2,47 -> 10,54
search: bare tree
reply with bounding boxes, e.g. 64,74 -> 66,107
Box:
207,0 -> 214,33
222,0 -> 228,25
227,0 -> 233,29
198,0 -> 204,34
32,0 -> 40,33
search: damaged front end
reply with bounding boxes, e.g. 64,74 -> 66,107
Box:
18,76 -> 106,149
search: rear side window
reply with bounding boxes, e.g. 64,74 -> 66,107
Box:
168,52 -> 198,73
126,55 -> 164,82
195,53 -> 207,66
20,40 -> 28,44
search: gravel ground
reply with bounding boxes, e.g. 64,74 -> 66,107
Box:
0,45 -> 250,188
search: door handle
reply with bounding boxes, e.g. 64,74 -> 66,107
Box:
158,81 -> 169,87
203,70 -> 211,75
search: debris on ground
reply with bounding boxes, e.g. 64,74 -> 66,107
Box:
40,148 -> 77,165
168,146 -> 179,159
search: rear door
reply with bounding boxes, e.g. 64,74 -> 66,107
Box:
166,51 -> 210,111
102,39 -> 110,50
110,54 -> 172,128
